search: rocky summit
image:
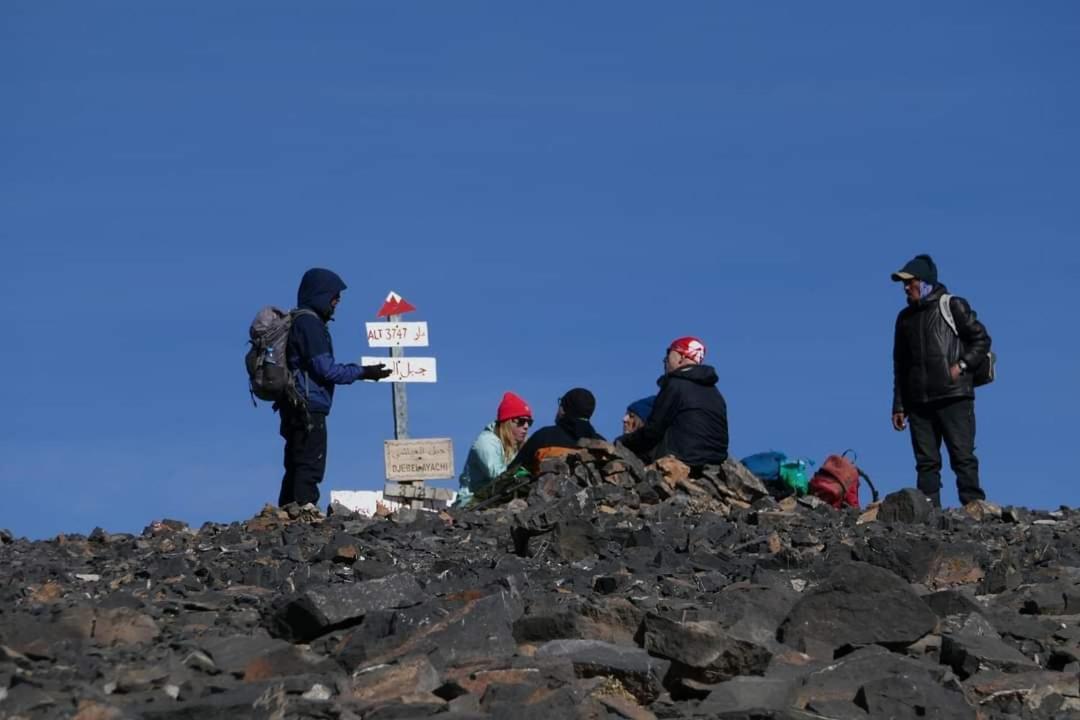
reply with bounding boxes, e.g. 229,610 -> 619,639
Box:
2,443 -> 1080,719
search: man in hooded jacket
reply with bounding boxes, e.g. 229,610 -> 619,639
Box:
619,337 -> 729,469
509,388 -> 605,475
279,268 -> 392,507
891,254 -> 991,507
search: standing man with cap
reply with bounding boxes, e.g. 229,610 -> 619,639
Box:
891,254 -> 992,507
619,337 -> 729,469
509,388 -> 605,475
279,268 -> 393,508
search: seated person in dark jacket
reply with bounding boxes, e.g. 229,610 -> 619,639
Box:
509,388 -> 605,475
619,336 -> 729,469
623,395 -> 656,435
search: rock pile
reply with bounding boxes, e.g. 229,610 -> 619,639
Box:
2,443 -> 1079,719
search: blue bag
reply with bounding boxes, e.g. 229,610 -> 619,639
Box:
741,451 -> 787,482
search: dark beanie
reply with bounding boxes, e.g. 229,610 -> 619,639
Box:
891,254 -> 938,285
627,396 -> 656,422
560,388 -> 596,419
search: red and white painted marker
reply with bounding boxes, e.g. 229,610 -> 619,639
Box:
376,291 -> 417,319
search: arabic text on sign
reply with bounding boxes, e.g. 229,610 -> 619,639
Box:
384,438 -> 455,480
361,356 -> 438,383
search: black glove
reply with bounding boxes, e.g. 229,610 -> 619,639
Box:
362,363 -> 394,381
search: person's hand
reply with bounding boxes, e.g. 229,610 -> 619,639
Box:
362,363 -> 394,381
891,412 -> 907,432
949,364 -> 963,382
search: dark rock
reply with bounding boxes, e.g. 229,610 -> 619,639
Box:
338,590 -> 518,670
8,448 -> 1080,719
924,589 -> 983,618
642,614 -> 773,685
980,559 -> 1022,595
965,670 -> 1080,715
347,656 -> 441,704
271,572 -> 426,642
793,646 -> 950,711
878,488 -> 934,524
1021,581 -> 1070,615
534,639 -> 670,703
779,562 -> 938,656
199,634 -> 291,676
58,607 -> 161,647
551,519 -> 600,562
940,629 -> 1040,679
697,676 -> 798,713
854,673 -> 974,719
3,683 -> 57,716
139,683 -> 288,719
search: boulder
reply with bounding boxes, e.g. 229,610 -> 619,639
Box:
940,630 -> 1040,679
641,614 -> 773,685
779,563 -> 938,656
534,639 -> 670,704
878,488 -> 934,525
271,573 -> 426,642
854,674 -> 974,719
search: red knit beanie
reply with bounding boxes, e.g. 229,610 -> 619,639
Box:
496,392 -> 532,423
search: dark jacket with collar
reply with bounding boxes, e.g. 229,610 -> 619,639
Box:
892,284 -> 991,412
286,268 -> 363,415
619,364 -> 729,467
510,416 -> 605,473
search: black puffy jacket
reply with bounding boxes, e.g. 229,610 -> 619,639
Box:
509,416 -> 605,474
892,285 -> 991,412
620,364 -> 729,467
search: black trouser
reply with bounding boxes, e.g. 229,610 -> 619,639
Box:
907,397 -> 984,506
278,408 -> 328,507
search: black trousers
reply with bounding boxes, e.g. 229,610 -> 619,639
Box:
278,408 -> 328,507
907,397 -> 984,506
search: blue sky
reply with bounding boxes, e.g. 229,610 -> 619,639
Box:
3,3 -> 1078,539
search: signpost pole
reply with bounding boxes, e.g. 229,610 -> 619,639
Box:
388,313 -> 409,440
372,291 -> 450,511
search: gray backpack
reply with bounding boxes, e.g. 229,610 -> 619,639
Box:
245,306 -> 317,406
938,294 -> 996,387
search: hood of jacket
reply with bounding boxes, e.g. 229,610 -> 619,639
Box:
908,283 -> 949,309
556,415 -> 602,441
658,363 -> 719,388
297,268 -> 347,320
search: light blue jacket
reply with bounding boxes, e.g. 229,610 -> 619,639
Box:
456,423 -> 508,504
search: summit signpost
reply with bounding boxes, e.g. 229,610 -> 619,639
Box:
365,291 -> 453,509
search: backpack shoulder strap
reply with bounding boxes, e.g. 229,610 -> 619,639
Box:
938,294 -> 958,336
290,308 -> 319,320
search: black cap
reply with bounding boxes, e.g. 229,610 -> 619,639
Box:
891,254 -> 938,285
559,388 -> 596,419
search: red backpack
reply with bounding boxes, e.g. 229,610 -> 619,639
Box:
808,451 -> 879,509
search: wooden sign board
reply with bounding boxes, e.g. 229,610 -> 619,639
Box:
384,438 -> 455,481
361,356 -> 438,383
365,321 -> 429,348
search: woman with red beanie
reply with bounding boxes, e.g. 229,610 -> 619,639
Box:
456,392 -> 533,505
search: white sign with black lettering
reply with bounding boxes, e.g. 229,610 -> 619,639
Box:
365,321 -> 429,348
384,438 -> 455,481
361,356 -> 438,383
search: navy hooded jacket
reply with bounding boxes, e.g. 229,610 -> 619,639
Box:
286,268 -> 363,414
619,364 -> 729,467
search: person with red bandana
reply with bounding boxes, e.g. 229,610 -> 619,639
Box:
618,337 -> 729,469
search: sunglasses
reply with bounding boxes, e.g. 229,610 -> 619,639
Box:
511,417 -> 534,428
